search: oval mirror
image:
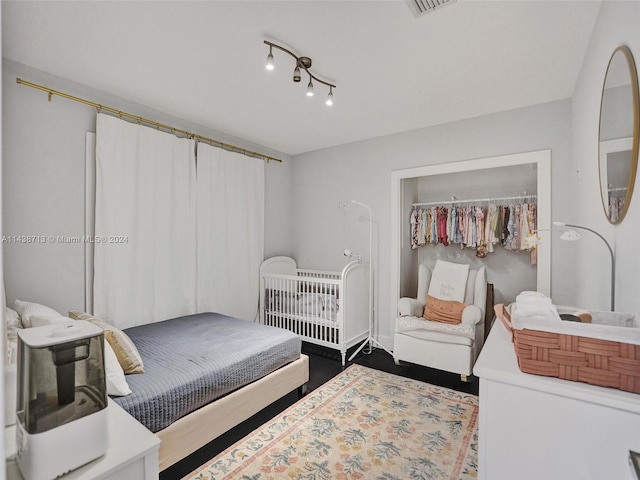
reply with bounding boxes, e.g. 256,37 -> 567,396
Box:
598,45 -> 639,224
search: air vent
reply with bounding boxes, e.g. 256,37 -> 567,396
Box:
407,0 -> 457,17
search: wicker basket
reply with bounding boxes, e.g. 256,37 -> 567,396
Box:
495,304 -> 640,394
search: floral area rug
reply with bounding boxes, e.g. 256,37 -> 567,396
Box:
184,364 -> 478,480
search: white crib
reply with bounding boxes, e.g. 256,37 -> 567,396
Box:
259,256 -> 370,366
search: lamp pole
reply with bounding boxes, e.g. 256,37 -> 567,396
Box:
555,222 -> 615,311
348,201 -> 393,361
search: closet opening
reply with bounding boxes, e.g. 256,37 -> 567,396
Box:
390,150 -> 551,325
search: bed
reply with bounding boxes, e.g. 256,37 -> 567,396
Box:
114,312 -> 309,471
259,256 -> 370,365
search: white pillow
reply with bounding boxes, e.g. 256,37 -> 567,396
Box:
104,340 -> 131,397
428,260 -> 470,303
6,308 -> 22,329
14,300 -> 62,328
30,315 -> 71,328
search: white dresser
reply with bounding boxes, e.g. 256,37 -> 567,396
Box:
474,320 -> 640,480
5,400 -> 160,480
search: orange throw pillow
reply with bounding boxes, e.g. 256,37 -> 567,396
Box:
423,295 -> 467,324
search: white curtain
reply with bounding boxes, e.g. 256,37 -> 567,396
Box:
196,143 -> 265,321
94,113 -> 197,328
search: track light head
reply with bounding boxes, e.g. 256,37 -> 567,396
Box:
306,79 -> 314,97
326,87 -> 334,106
265,47 -> 274,71
294,57 -> 310,84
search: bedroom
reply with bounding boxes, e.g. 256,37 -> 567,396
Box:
2,1 -> 640,479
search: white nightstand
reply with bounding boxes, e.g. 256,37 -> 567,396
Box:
5,399 -> 160,480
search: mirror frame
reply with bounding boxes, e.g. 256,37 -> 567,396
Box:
598,45 -> 640,225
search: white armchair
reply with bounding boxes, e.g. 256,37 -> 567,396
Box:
393,261 -> 487,381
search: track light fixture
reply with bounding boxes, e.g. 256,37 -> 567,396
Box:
264,40 -> 336,106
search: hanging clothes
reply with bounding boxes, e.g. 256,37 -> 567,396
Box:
408,196 -> 537,257
418,209 -> 427,246
410,208 -> 419,249
609,195 -> 624,222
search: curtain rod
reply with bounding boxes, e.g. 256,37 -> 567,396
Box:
16,77 -> 283,164
413,193 -> 537,208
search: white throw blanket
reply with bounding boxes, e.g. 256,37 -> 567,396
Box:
396,316 -> 475,340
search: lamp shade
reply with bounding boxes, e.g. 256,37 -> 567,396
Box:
265,51 -> 274,70
326,89 -> 334,106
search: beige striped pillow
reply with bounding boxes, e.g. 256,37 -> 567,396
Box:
69,311 -> 144,374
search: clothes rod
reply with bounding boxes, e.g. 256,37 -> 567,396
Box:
413,193 -> 537,208
16,77 -> 282,164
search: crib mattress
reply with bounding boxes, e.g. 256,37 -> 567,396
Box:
112,312 -> 301,432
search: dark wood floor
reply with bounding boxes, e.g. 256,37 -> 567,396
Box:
160,342 -> 479,479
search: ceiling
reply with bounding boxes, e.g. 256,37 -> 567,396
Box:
2,1 -> 601,156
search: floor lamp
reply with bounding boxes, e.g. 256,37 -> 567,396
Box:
348,200 -> 393,361
554,221 -> 615,311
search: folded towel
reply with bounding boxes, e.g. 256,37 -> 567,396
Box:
516,291 -> 552,306
514,291 -> 556,320
514,303 -> 560,319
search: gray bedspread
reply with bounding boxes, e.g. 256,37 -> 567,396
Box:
112,312 -> 301,432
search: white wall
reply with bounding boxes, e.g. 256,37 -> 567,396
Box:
291,99 -> 575,348
2,59 -> 293,315
571,1 -> 640,313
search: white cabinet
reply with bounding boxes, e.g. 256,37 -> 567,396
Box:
474,321 -> 640,480
5,400 -> 160,480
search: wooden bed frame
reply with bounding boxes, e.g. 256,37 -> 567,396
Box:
156,353 -> 309,470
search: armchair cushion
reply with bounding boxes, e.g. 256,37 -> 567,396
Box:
423,295 -> 467,324
396,316 -> 474,343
